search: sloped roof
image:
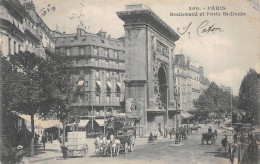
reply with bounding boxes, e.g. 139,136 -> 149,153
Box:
55,33 -> 125,50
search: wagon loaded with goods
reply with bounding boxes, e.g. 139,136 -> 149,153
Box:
61,132 -> 88,158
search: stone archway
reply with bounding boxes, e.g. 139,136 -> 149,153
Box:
158,65 -> 168,110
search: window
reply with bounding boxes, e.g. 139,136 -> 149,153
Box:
116,84 -> 120,93
85,93 -> 89,100
104,50 -> 108,57
96,82 -> 101,93
18,44 -> 21,52
79,47 -> 84,55
117,62 -> 119,69
106,72 -> 110,79
95,71 -> 100,78
13,41 -> 16,54
115,51 -> 118,59
106,60 -> 109,67
95,59 -> 99,66
66,48 -> 70,56
94,47 -> 98,55
8,38 -> 11,54
95,95 -> 100,103
107,96 -> 110,104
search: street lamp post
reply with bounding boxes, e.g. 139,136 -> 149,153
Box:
103,92 -> 106,136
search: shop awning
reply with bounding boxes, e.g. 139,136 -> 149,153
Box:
96,81 -> 102,87
78,120 -> 89,128
180,112 -> 193,118
17,113 -> 62,130
78,80 -> 84,87
116,82 -> 122,89
96,119 -> 105,126
106,82 -> 112,89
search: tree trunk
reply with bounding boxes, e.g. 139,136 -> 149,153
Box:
62,122 -> 66,146
30,113 -> 35,157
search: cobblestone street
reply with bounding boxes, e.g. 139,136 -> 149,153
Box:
22,124 -> 235,164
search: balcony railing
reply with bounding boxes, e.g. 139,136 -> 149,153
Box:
72,101 -> 120,106
24,23 -> 41,41
45,43 -> 55,53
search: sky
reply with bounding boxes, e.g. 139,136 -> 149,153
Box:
33,0 -> 260,95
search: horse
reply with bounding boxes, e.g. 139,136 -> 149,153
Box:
96,137 -> 110,156
190,126 -> 201,134
94,136 -> 101,153
108,135 -> 120,157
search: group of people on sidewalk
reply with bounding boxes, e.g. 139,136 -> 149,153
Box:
221,130 -> 259,164
41,133 -> 54,149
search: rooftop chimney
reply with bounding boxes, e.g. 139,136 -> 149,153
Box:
24,1 -> 35,10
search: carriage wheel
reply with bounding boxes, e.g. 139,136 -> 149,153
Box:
82,144 -> 88,157
124,143 -> 128,154
68,150 -> 74,157
130,143 -> 134,152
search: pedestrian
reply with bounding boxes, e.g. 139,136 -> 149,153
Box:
233,132 -> 237,144
42,134 -> 47,150
240,132 -> 245,149
169,129 -> 172,139
48,133 -> 51,144
221,136 -> 228,153
51,133 -> 53,143
208,126 -> 212,134
154,130 -> 158,141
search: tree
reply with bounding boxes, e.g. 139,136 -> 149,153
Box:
193,82 -> 236,123
1,51 -> 48,156
40,54 -> 76,146
193,92 -> 215,124
238,69 -> 260,125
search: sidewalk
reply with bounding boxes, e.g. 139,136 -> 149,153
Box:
22,140 -> 62,163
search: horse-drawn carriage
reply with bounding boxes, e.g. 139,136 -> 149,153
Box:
201,131 -> 217,145
61,132 -> 88,159
190,123 -> 201,134
95,115 -> 135,157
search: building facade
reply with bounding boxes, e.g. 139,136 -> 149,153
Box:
117,4 -> 180,134
174,54 -> 210,112
54,25 -> 126,122
0,0 -> 54,58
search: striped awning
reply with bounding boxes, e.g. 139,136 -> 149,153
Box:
116,82 -> 122,89
106,82 -> 112,89
78,80 -> 84,87
78,120 -> 89,128
96,81 -> 102,87
95,119 -> 105,126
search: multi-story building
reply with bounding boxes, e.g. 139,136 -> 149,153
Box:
219,84 -> 232,94
54,24 -> 125,123
174,54 -> 210,112
0,0 -> 55,58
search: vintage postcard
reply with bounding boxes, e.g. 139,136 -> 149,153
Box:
0,0 -> 259,164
